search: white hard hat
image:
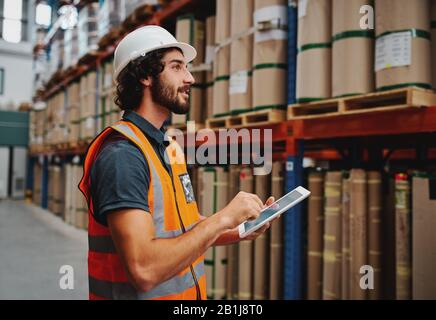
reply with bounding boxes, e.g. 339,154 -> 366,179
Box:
113,25 -> 197,82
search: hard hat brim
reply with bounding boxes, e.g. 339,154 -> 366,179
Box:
113,41 -> 197,83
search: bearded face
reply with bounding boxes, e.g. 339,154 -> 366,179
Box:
151,74 -> 191,115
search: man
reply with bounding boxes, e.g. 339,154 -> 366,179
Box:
79,26 -> 277,300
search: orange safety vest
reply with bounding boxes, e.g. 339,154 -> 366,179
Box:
79,120 -> 207,300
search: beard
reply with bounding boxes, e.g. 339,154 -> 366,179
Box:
151,76 -> 190,115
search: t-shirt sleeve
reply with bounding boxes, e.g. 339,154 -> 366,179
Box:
90,139 -> 151,226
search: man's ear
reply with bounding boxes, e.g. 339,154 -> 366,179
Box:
140,77 -> 152,87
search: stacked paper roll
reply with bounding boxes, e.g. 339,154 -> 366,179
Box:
349,169 -> 368,300
213,0 -> 231,116
238,167 -> 254,299
322,172 -> 342,300
229,0 -> 254,114
253,169 -> 271,299
205,16 -> 216,119
226,166 -> 241,299
375,0 -> 432,91
296,0 -> 331,102
173,15 -> 205,124
394,174 -> 411,300
332,0 -> 374,97
253,0 -> 288,110
269,162 -> 284,299
307,170 -> 324,299
367,171 -> 382,300
341,173 -> 351,299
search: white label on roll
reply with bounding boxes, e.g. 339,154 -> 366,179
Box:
205,45 -> 216,65
229,71 -> 249,95
86,117 -> 94,129
375,31 -> 412,72
298,0 -> 308,19
104,74 -> 112,87
254,5 -> 288,43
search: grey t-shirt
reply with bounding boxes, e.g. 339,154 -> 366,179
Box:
90,111 -> 171,226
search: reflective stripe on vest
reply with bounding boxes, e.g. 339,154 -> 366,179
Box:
81,120 -> 206,300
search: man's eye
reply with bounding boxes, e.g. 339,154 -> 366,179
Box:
173,65 -> 182,71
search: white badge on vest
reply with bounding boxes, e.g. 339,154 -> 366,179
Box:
179,173 -> 195,203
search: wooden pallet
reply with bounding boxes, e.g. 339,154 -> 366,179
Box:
167,123 -> 205,134
288,87 -> 436,120
206,109 -> 286,129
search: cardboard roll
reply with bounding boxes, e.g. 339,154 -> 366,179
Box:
332,37 -> 374,97
176,15 -> 205,66
375,0 -> 432,90
213,77 -> 230,116
297,0 -> 331,47
252,67 -> 286,109
216,0 -> 231,44
375,37 -> 432,91
375,0 -> 431,36
296,47 -> 331,102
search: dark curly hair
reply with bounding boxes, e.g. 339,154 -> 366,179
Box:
114,47 -> 181,111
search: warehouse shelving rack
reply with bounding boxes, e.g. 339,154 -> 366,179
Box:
29,0 -> 436,300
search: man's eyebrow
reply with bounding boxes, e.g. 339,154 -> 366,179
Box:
167,59 -> 185,64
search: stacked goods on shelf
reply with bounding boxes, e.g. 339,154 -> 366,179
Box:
78,2 -> 99,59
229,0 -> 253,114
367,171 -> 382,300
269,162 -> 285,299
226,166 -> 241,300
305,169 -> 387,300
382,173 -> 396,300
199,167 -> 228,299
349,169 -> 368,300
48,165 -> 65,217
213,0 -> 231,117
394,173 -> 411,300
64,24 -> 79,70
98,60 -> 114,132
205,16 -> 216,120
432,1 -> 436,89
253,0 -> 288,110
65,162 -> 88,230
98,0 -> 126,38
29,109 -> 45,149
341,173 -> 351,299
33,161 -> 42,206
296,0 -> 331,102
412,173 -> 436,299
322,171 -> 342,300
80,71 -> 98,141
307,170 -> 324,299
238,167 -> 254,299
375,0 -> 432,91
66,81 -> 80,145
46,91 -> 68,146
253,168 -> 271,299
49,31 -> 63,78
173,14 -> 205,125
331,0 -> 374,97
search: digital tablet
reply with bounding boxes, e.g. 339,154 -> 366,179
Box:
238,186 -> 311,238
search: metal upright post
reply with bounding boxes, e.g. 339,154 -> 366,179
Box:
284,140 -> 304,299
41,156 -> 49,209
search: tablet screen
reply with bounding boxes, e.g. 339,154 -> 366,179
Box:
243,189 -> 303,232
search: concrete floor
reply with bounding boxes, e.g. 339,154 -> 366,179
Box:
0,199 -> 88,299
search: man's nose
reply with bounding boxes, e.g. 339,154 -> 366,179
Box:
185,70 -> 195,85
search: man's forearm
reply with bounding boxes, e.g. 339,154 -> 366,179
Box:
213,228 -> 240,246
143,213 -> 230,287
